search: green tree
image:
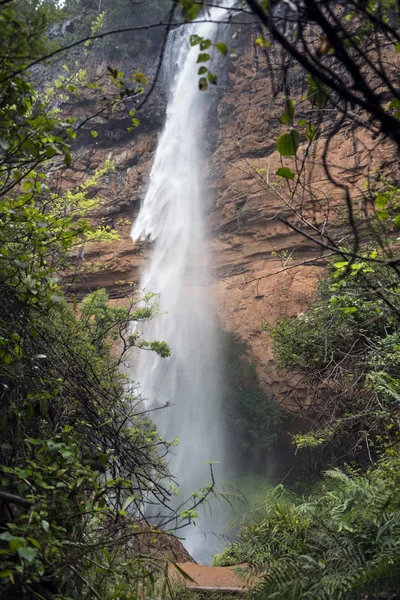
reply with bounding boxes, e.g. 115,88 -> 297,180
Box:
0,2 -> 215,599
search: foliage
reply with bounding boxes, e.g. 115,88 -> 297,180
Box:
216,259 -> 400,595
262,257 -> 400,467
0,266 -> 194,600
0,2 -> 213,599
0,253 -> 194,599
189,34 -> 228,91
212,475 -> 273,565
209,0 -> 400,284
214,259 -> 400,595
214,450 -> 400,599
242,0 -> 400,148
212,543 -> 247,568
276,131 -> 300,157
0,1 -> 76,180
221,332 -> 281,462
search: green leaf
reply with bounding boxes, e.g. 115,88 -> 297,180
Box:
41,520 -> 50,532
90,130 -> 98,138
40,398 -> 49,416
276,130 -> 300,156
64,151 -> 72,167
276,167 -> 296,180
279,99 -> 295,124
215,42 -> 228,56
180,0 -> 200,21
9,537 -> 26,552
171,562 -> 197,583
18,547 -> 38,562
185,5 -> 199,20
256,36 -> 270,48
27,403 -> 34,421
200,39 -> 212,51
375,194 -> 388,208
46,146 -> 58,159
306,123 -> 317,141
122,495 -> 137,511
394,215 -> 400,229
198,66 -> 208,75
190,34 -> 202,46
207,72 -> 218,85
199,77 -> 208,91
334,261 -> 349,269
307,74 -> 329,108
376,208 -> 389,221
197,53 -> 211,63
389,98 -> 400,117
21,138 -> 39,158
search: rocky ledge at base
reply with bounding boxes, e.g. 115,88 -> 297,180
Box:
172,562 -> 257,596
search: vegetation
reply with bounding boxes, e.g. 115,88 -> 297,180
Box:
212,459 -> 400,599
213,260 -> 400,598
4,0 -> 400,598
239,0 -> 400,274
0,2 -> 215,599
221,332 -> 281,469
268,259 -> 400,465
192,3 -> 400,595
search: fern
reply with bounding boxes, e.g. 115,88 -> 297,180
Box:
216,451 -> 400,599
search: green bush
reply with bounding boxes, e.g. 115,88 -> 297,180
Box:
215,451 -> 400,599
0,4 -> 194,598
267,262 -> 400,462
221,332 -> 281,457
218,259 -> 400,597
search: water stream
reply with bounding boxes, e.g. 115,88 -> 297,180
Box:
131,3 -> 233,563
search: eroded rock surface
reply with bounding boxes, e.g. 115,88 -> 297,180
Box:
65,35 -> 398,411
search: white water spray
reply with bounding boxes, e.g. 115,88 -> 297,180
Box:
131,3 -> 233,562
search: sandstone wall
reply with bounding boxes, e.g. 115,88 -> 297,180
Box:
65,33 -> 397,412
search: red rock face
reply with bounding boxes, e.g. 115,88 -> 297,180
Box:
65,37 -> 399,412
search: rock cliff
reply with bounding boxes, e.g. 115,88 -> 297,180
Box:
64,31 -> 397,413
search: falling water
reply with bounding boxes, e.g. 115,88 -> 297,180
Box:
131,3 -> 233,562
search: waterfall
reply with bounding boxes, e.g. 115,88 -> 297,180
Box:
130,3 -> 233,563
